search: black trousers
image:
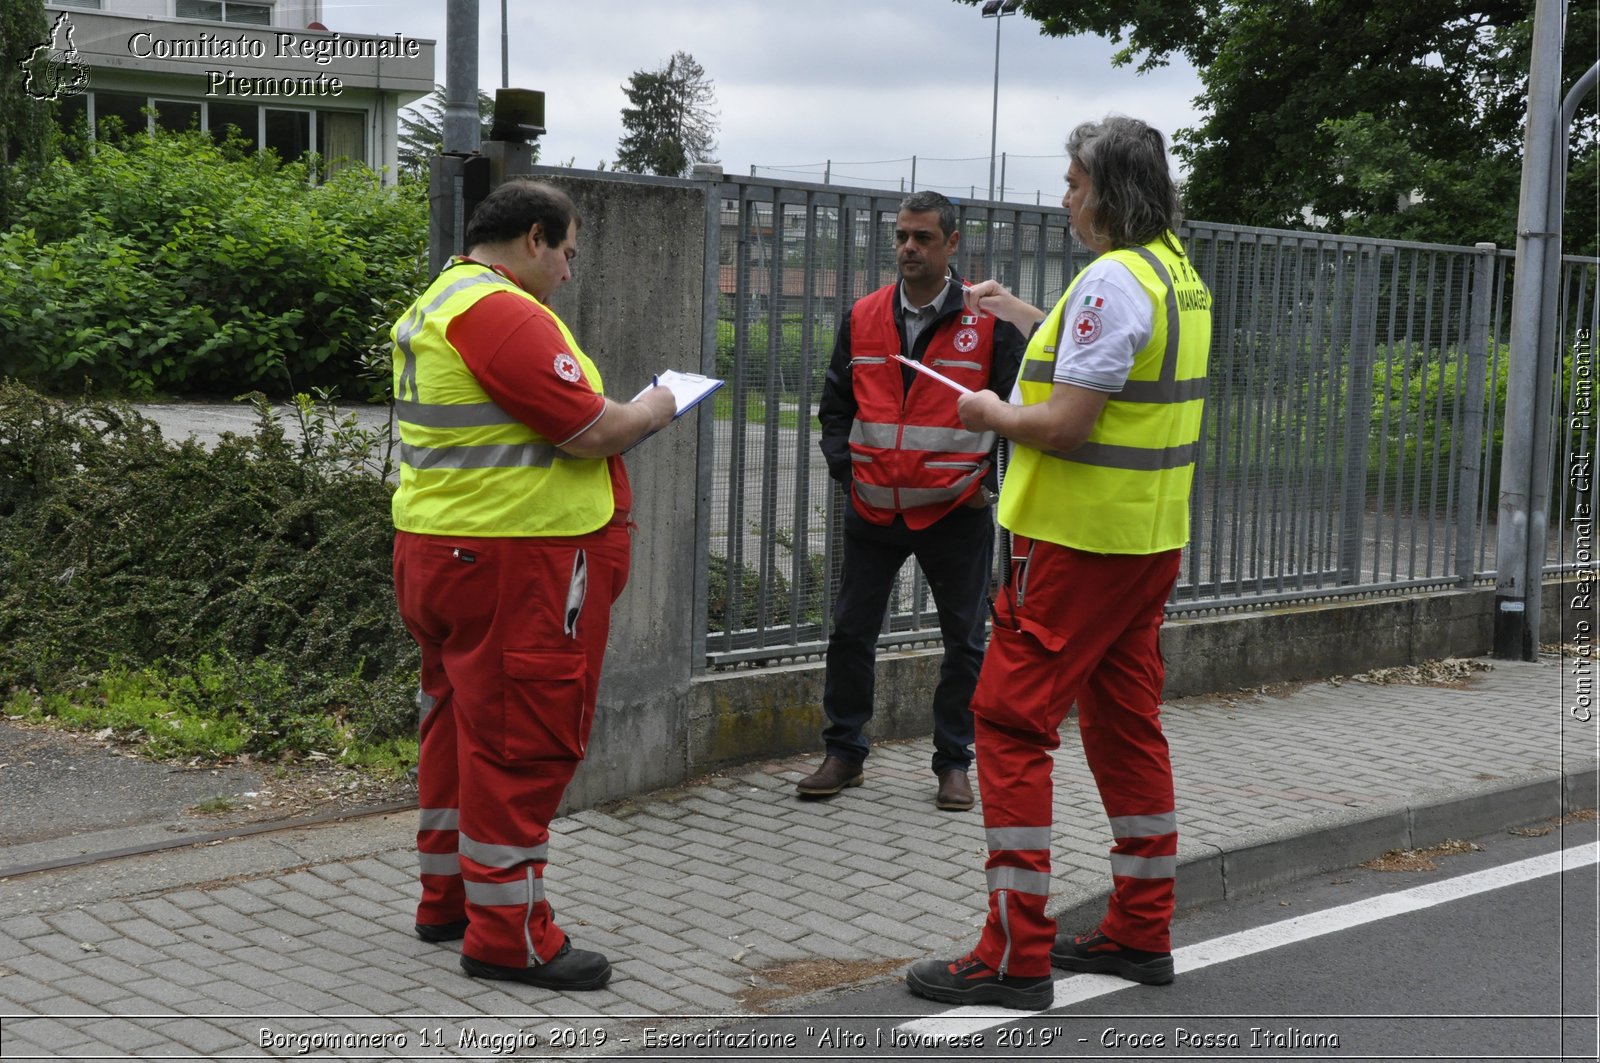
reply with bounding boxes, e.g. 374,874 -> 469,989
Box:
820,501 -> 993,774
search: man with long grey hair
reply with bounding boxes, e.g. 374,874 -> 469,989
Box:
907,116 -> 1213,1009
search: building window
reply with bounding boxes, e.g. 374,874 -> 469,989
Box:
317,110 -> 365,176
57,93 -> 375,179
52,1 -> 103,9
208,100 -> 258,149
175,1 -> 274,25
93,92 -> 146,140
55,94 -> 89,156
264,108 -> 310,163
154,99 -> 202,133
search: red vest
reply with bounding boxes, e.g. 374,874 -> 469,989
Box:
846,284 -> 998,529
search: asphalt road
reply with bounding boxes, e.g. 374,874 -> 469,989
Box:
623,822 -> 1599,1061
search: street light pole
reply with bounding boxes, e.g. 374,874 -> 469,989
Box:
981,0 -> 1020,202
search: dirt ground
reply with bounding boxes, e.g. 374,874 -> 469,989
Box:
0,717 -> 415,854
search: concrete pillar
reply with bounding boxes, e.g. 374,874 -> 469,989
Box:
526,174 -> 708,806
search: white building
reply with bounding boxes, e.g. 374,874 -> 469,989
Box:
41,1 -> 433,182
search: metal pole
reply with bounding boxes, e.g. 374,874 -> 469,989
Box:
1494,0 -> 1564,660
500,0 -> 508,89
1339,247 -> 1378,585
1563,61 -> 1600,129
988,13 -> 1001,201
1519,59 -> 1592,654
691,163 -> 723,673
1457,243 -> 1497,586
443,0 -> 480,155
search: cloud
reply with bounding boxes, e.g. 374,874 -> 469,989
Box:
321,0 -> 1203,195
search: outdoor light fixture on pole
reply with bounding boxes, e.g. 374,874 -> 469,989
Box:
981,0 -> 1021,202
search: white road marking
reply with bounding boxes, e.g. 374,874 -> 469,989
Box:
899,841 -> 1599,1040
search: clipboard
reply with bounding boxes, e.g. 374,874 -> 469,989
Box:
892,353 -> 972,395
634,369 -> 725,415
625,369 -> 725,451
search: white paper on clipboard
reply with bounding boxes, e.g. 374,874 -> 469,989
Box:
630,369 -> 724,413
892,353 -> 972,394
624,369 -> 725,452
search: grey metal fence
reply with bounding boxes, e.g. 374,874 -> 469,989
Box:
702,172 -> 1598,670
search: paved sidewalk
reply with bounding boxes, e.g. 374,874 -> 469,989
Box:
0,657 -> 1594,1059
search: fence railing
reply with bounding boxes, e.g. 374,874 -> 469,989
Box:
701,172 -> 1599,670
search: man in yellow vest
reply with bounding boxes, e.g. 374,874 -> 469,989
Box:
390,180 -> 675,991
906,117 -> 1212,1009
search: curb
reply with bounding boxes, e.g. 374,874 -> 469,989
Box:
1048,766 -> 1600,934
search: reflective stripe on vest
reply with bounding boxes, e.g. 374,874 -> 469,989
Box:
389,260 -> 615,537
844,284 -> 997,529
998,234 -> 1211,554
848,421 -> 992,453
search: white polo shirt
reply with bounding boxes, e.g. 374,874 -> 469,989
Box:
1010,258 -> 1152,399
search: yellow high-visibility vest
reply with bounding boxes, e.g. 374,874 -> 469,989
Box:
999,233 -> 1211,554
390,260 -> 614,537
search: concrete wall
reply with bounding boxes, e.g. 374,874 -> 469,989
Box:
525,173 -> 709,809
682,577 -> 1583,780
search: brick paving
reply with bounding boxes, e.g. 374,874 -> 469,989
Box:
0,657 -> 1593,1058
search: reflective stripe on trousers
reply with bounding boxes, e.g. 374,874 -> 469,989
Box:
984,826 -> 1053,978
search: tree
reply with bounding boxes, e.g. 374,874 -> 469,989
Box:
395,83 -> 516,182
1,0 -> 56,226
968,1 -> 1597,253
616,51 -> 719,177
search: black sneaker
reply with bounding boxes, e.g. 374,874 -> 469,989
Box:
1049,930 -> 1174,985
414,918 -> 468,943
460,940 -> 612,991
905,952 -> 1053,1011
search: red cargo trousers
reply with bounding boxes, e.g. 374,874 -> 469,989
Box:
972,538 -> 1182,977
393,520 -> 629,969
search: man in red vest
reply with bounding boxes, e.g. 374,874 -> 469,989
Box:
798,190 -> 1024,810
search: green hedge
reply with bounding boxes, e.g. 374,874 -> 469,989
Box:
1366,342 -> 1509,496
715,312 -> 835,396
0,126 -> 425,397
0,382 -> 418,767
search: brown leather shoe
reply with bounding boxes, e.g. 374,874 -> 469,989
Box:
936,768 -> 974,811
795,755 -> 864,798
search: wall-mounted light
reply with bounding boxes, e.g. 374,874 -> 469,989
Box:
489,87 -> 545,144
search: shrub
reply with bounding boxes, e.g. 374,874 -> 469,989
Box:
0,381 -> 418,768
1367,340 -> 1588,513
0,126 -> 426,397
715,312 -> 834,397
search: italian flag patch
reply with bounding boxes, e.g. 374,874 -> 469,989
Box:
1081,295 -> 1105,309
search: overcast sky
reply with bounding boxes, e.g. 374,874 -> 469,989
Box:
319,0 -> 1204,204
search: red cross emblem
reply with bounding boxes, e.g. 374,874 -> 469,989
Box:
1072,309 -> 1102,345
553,353 -> 582,382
